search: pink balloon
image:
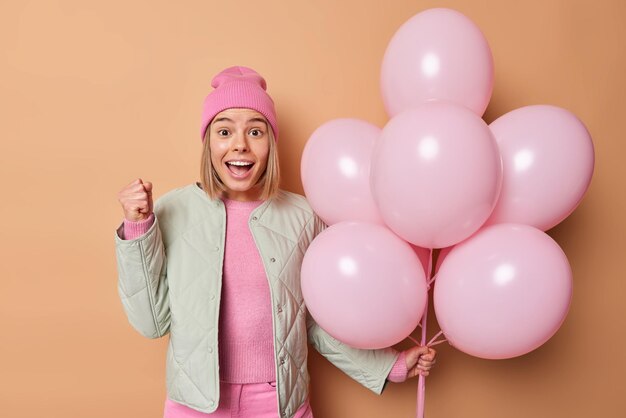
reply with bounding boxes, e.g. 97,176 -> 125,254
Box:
434,223 -> 573,359
485,105 -> 595,231
381,7 -> 494,117
370,102 -> 503,249
301,222 -> 427,349
301,119 -> 384,225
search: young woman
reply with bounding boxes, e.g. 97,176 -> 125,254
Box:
114,66 -> 436,418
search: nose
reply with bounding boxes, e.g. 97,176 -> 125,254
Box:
232,131 -> 249,152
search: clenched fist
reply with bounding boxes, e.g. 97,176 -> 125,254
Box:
404,345 -> 437,378
118,178 -> 153,222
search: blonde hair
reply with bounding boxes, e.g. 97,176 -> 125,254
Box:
199,124 -> 281,201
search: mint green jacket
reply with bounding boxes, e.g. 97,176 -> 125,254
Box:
114,183 -> 400,417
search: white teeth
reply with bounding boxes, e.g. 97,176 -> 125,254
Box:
227,161 -> 253,166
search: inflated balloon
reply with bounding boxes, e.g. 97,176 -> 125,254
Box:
301,119 -> 384,225
434,223 -> 573,359
301,221 -> 427,349
485,105 -> 595,231
380,7 -> 494,117
370,101 -> 503,249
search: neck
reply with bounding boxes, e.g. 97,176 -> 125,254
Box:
221,186 -> 263,202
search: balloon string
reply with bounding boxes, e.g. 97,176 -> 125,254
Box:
409,331 -> 447,348
416,295 -> 427,418
428,338 -> 448,347
408,335 -> 420,345
427,273 -> 438,289
427,330 -> 444,346
416,247 -> 434,418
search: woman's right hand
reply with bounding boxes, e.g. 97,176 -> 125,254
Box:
118,178 -> 153,222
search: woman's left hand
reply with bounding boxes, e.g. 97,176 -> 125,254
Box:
404,345 -> 437,378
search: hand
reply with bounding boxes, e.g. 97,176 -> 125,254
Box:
404,345 -> 437,378
118,178 -> 153,222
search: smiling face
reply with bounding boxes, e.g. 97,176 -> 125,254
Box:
208,108 -> 271,201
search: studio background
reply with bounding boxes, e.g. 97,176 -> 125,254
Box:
1,0 -> 624,417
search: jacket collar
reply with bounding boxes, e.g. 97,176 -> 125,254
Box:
191,182 -> 274,221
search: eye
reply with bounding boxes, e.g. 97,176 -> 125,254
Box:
249,128 -> 264,137
217,129 -> 230,136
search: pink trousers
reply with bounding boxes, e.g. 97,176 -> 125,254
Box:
163,380 -> 313,418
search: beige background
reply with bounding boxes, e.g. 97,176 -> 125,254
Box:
1,0 -> 624,417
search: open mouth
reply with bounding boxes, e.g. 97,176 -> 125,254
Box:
225,161 -> 255,177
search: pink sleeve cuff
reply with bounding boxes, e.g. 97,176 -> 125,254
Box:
387,351 -> 408,383
121,213 -> 155,240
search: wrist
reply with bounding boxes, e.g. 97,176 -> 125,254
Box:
122,212 -> 155,239
387,351 -> 408,383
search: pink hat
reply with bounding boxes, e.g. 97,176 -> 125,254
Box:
200,66 -> 278,142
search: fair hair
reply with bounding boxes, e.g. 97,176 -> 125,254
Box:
199,124 -> 280,201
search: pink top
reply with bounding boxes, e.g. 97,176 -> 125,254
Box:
217,197 -> 275,382
120,197 -> 407,413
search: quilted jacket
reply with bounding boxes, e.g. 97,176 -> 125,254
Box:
114,182 -> 400,417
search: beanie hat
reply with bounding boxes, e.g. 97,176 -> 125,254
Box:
200,66 -> 279,142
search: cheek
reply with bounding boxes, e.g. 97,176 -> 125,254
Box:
262,152 -> 269,166
254,143 -> 270,168
209,143 -> 228,165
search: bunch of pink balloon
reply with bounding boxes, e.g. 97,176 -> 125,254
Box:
300,7 -> 594,412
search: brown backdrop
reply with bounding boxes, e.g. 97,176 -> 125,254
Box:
1,0 -> 624,417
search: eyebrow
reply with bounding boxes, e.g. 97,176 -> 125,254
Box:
212,117 -> 268,126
